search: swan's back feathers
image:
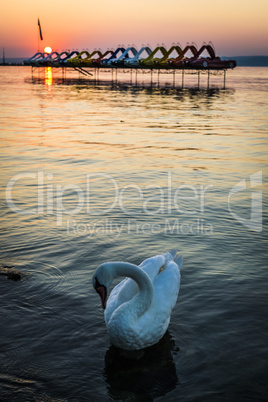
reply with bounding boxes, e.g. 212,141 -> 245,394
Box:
153,259 -> 181,312
139,254 -> 166,280
136,257 -> 181,347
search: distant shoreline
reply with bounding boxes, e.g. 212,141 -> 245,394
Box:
1,55 -> 268,67
222,56 -> 268,67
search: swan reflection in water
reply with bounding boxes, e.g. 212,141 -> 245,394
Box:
104,331 -> 179,400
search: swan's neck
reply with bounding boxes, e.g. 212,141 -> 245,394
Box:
108,262 -> 154,318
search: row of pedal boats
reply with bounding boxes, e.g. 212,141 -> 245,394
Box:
24,45 -> 236,70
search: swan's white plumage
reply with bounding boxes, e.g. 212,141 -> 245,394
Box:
93,251 -> 182,350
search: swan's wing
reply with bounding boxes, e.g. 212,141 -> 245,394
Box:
139,254 -> 166,282
137,259 -> 181,341
153,260 -> 181,312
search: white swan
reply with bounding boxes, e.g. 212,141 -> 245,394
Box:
92,250 -> 182,350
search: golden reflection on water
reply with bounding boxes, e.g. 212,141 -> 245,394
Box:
1,67 -> 268,185
45,67 -> 53,91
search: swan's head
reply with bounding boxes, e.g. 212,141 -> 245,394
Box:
92,263 -> 114,309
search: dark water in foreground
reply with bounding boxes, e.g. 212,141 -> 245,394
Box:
0,67 -> 268,401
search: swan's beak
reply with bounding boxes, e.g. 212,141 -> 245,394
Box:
96,285 -> 107,309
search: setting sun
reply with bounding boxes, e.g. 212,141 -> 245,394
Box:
44,46 -> 52,53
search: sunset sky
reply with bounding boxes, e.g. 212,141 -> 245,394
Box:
1,0 -> 268,57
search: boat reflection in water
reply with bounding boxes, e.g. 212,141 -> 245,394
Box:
28,59 -> 231,90
104,331 -> 179,400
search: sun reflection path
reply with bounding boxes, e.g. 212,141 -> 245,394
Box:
45,67 -> 53,91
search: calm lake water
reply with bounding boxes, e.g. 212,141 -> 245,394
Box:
0,66 -> 267,401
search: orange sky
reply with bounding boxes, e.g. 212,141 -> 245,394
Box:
1,0 -> 268,57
